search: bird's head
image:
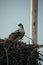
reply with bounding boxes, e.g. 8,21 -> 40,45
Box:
18,23 -> 24,32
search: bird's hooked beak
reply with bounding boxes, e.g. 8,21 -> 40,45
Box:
18,24 -> 24,29
18,24 -> 24,32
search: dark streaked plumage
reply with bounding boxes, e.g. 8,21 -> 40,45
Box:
7,24 -> 25,41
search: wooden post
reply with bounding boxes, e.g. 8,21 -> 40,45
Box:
30,0 -> 38,45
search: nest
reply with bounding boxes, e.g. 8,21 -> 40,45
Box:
0,39 -> 42,65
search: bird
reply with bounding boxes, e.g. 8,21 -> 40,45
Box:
7,23 -> 25,41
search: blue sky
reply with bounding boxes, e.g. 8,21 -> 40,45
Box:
0,0 -> 43,45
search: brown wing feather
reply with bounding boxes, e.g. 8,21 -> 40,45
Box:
8,29 -> 25,41
8,33 -> 18,41
8,30 -> 21,41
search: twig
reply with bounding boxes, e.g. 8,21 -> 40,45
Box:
4,48 -> 8,65
25,35 -> 34,44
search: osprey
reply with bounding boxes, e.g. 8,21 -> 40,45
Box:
7,24 -> 25,41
